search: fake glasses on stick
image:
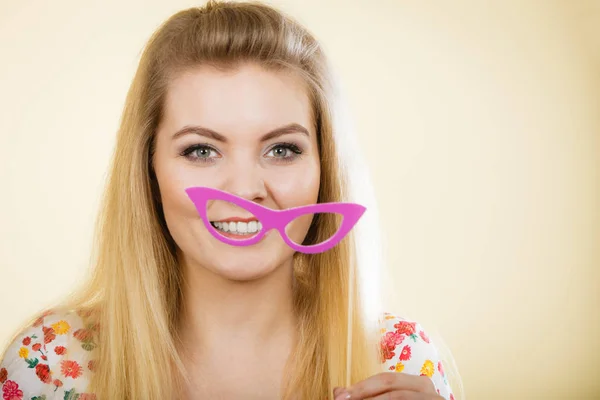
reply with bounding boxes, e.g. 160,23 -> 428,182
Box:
185,186 -> 366,254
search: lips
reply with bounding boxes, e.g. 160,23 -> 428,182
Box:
213,230 -> 259,240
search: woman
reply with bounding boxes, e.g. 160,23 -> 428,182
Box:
0,1 -> 455,399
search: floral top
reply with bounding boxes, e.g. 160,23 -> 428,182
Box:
0,310 -> 453,400
379,313 -> 454,399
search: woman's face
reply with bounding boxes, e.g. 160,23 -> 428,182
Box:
153,63 -> 321,281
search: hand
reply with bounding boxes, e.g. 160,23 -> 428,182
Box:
333,372 -> 444,400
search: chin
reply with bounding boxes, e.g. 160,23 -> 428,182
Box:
204,243 -> 293,282
214,263 -> 278,282
177,224 -> 298,282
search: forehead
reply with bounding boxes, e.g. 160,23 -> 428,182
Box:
161,63 -> 315,137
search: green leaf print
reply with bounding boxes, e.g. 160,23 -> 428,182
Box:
64,389 -> 80,400
25,358 -> 39,368
31,396 -> 47,400
81,342 -> 96,351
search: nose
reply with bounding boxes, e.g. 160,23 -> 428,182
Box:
223,160 -> 267,203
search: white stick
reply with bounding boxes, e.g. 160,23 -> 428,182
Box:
345,261 -> 354,387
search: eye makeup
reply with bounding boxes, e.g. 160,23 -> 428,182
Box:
179,141 -> 305,164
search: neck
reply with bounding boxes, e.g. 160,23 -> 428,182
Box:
177,255 -> 297,356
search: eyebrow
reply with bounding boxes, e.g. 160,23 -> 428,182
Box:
171,123 -> 310,143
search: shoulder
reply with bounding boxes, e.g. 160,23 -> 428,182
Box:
379,313 -> 454,400
1,308 -> 99,399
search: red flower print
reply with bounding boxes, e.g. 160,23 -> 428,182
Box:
41,355 -> 47,361
32,310 -> 54,328
379,331 -> 405,362
394,321 -> 416,335
42,326 -> 56,345
0,368 -> 7,384
399,344 -> 412,361
31,343 -> 41,352
419,330 -> 430,343
88,360 -> 96,372
35,363 -> 52,384
1,380 -> 23,400
438,361 -> 445,377
79,394 -> 97,400
61,360 -> 83,379
73,329 -> 93,342
53,379 -> 63,387
450,395 -> 455,400
54,346 -> 67,355
21,337 -> 31,346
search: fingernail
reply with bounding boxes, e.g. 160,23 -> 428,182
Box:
334,390 -> 351,400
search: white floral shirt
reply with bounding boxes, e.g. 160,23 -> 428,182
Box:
0,310 -> 453,399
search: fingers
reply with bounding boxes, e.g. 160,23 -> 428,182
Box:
366,391 -> 429,400
365,391 -> 442,400
343,373 -> 438,399
333,387 -> 351,399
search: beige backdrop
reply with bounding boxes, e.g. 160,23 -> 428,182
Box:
0,1 -> 598,399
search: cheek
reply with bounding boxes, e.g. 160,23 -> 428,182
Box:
268,159 -> 321,204
154,163 -> 203,240
160,182 -> 193,218
154,149 -> 212,222
158,181 -> 197,244
271,161 -> 320,244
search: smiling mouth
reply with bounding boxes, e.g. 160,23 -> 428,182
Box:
209,219 -> 262,237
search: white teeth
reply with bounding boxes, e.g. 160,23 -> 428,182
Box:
228,222 -> 237,233
211,220 -> 261,235
248,221 -> 257,232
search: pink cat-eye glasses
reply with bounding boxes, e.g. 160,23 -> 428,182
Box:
185,186 -> 366,254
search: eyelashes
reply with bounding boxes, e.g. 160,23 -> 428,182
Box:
265,142 -> 303,161
179,142 -> 304,164
180,144 -> 219,162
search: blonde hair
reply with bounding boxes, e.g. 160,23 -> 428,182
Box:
1,1 -> 387,398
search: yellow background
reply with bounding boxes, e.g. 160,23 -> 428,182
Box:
0,1 -> 598,398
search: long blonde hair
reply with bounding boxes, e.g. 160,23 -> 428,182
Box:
14,1 -> 386,398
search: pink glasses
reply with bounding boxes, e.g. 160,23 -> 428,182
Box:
185,186 -> 366,254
